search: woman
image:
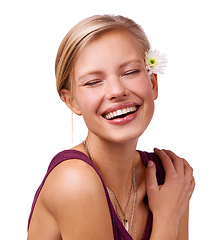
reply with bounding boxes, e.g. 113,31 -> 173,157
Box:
28,15 -> 195,240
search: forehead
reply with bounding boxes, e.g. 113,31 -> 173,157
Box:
74,30 -> 144,77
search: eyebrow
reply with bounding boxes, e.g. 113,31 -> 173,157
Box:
77,71 -> 104,82
119,60 -> 144,69
77,59 -> 144,81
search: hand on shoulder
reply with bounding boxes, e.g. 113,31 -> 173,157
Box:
41,159 -> 114,240
146,148 -> 195,240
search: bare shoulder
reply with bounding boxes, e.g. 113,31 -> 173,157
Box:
41,159 -> 114,240
43,159 -> 102,200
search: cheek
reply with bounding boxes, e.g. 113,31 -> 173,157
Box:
75,90 -> 102,120
135,78 -> 155,118
133,77 -> 155,102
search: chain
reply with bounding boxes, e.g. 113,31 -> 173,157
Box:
83,139 -> 137,239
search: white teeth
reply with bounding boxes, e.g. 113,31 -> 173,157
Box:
104,106 -> 138,120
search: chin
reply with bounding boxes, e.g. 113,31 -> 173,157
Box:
92,124 -> 148,145
86,107 -> 154,144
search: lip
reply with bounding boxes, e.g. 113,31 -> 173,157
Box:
101,102 -> 140,125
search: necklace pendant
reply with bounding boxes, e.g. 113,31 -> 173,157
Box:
124,218 -> 129,232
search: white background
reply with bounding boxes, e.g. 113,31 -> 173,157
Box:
0,0 -> 215,239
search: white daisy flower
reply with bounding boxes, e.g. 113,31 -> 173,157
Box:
145,49 -> 167,75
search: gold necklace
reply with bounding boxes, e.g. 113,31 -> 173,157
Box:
107,173 -> 136,233
83,140 -> 137,239
107,179 -> 133,222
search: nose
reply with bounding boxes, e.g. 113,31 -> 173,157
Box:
105,76 -> 128,101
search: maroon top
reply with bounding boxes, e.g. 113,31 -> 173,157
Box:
28,150 -> 165,240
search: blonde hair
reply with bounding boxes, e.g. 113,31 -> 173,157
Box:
55,14 -> 151,97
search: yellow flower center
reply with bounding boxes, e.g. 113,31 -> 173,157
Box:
150,59 -> 156,65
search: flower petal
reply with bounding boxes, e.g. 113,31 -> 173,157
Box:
145,49 -> 167,75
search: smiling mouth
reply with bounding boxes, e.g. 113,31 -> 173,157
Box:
102,105 -> 139,120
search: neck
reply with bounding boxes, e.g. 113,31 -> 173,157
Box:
85,133 -> 139,197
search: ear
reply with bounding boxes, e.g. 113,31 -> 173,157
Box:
60,89 -> 82,116
150,73 -> 158,100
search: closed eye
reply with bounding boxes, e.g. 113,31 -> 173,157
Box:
123,69 -> 141,76
84,80 -> 102,87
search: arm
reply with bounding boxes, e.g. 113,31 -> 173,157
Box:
176,205 -> 189,240
146,149 -> 195,240
150,205 -> 189,240
42,159 -> 114,240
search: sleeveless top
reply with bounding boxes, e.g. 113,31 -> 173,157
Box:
28,150 -> 165,240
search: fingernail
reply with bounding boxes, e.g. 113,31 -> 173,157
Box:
148,161 -> 154,167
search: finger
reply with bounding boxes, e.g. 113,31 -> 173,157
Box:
191,176 -> 196,193
154,148 -> 176,176
187,176 -> 196,201
183,159 -> 194,181
145,161 -> 158,194
162,149 -> 185,174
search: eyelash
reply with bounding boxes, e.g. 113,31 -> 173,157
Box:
84,80 -> 102,86
83,69 -> 141,86
123,69 -> 141,76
